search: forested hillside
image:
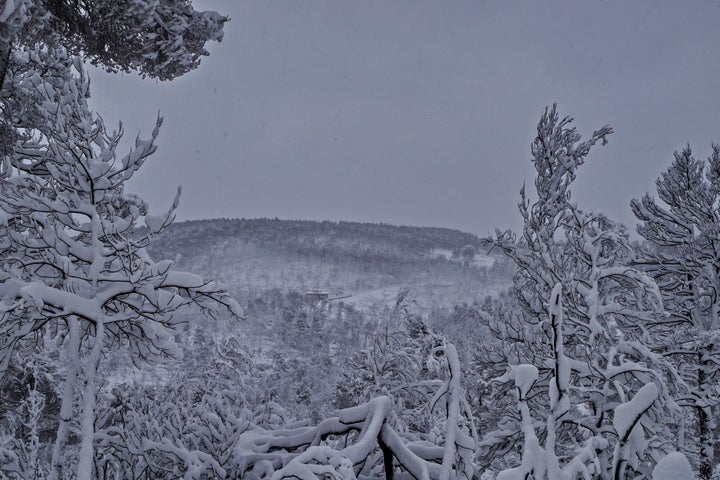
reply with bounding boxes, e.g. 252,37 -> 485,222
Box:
148,218 -> 512,306
153,218 -> 485,259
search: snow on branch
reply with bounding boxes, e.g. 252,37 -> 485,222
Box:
236,339 -> 477,479
612,382 -> 658,480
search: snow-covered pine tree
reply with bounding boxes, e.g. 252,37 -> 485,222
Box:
0,2 -> 233,477
488,105 -> 684,479
631,144 -> 720,480
1,0 -> 226,163
0,0 -> 226,84
0,53 -> 241,479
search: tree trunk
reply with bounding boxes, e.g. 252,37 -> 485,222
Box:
49,316 -> 81,480
698,348 -> 713,480
0,1 -> 18,91
0,41 -> 11,90
0,27 -> 14,159
378,434 -> 394,480
77,321 -> 105,480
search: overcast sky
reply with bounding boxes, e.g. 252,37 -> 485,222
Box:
88,1 -> 720,236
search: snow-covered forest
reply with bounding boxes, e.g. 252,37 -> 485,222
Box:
0,1 -> 717,479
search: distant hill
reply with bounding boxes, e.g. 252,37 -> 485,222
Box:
150,217 -> 487,260
148,218 -> 512,307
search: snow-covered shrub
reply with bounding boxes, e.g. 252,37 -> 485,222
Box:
95,381 -> 252,479
236,335 -> 478,479
336,312 -> 437,433
0,347 -> 61,479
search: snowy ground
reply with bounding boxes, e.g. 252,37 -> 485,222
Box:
338,279 -> 508,312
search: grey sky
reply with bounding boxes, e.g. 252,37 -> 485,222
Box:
88,1 -> 720,236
